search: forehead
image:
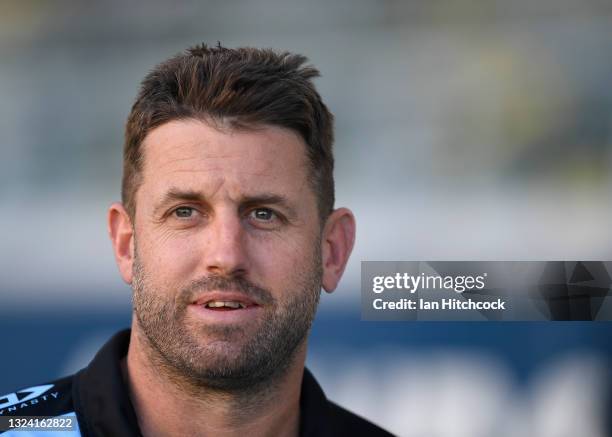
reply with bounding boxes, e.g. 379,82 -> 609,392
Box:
139,119 -> 311,198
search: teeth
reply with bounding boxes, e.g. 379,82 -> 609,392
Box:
205,301 -> 246,309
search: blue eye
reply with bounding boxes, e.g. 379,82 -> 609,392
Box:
174,206 -> 194,218
250,208 -> 275,221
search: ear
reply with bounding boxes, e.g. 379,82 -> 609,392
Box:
321,207 -> 356,293
108,202 -> 135,285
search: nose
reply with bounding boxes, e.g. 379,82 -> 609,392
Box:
204,209 -> 249,277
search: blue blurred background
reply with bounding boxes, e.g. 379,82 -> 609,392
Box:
2,1 -> 612,436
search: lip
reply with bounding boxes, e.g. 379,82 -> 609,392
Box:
191,292 -> 260,308
188,294 -> 262,324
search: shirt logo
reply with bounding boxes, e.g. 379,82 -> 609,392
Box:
0,384 -> 55,409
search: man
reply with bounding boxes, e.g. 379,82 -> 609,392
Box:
0,44 -> 392,436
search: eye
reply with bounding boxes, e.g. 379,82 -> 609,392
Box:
173,206 -> 196,219
249,208 -> 276,222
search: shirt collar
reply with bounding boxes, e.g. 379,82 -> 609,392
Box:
74,329 -> 142,437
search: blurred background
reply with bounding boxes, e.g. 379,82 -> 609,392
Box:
2,0 -> 612,436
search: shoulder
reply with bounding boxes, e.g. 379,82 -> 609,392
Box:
0,375 -> 78,434
326,399 -> 395,437
300,367 -> 395,436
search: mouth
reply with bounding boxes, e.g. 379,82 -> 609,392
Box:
191,293 -> 260,312
202,300 -> 249,311
188,293 -> 263,324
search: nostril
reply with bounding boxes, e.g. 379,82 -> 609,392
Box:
206,266 -> 247,278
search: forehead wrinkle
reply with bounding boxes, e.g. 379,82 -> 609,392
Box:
205,176 -> 225,200
154,152 -> 284,176
161,156 -> 304,183
144,127 -> 309,176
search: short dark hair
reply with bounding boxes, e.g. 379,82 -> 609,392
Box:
122,43 -> 335,221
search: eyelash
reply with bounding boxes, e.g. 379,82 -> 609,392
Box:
248,208 -> 277,222
168,206 -> 283,226
172,206 -> 198,219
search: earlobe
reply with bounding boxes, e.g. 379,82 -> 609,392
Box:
108,202 -> 135,285
321,208 -> 356,293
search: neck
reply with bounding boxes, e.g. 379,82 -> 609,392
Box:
123,325 -> 305,437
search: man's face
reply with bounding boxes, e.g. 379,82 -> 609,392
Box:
130,119 -> 323,389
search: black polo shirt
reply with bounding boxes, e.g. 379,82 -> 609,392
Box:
1,330 -> 394,436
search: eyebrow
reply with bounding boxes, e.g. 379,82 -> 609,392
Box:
152,188 -> 298,218
153,189 -> 202,216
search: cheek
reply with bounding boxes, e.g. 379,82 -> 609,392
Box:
137,229 -> 204,281
250,232 -> 320,282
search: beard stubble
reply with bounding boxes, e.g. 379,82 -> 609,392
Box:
131,241 -> 322,393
